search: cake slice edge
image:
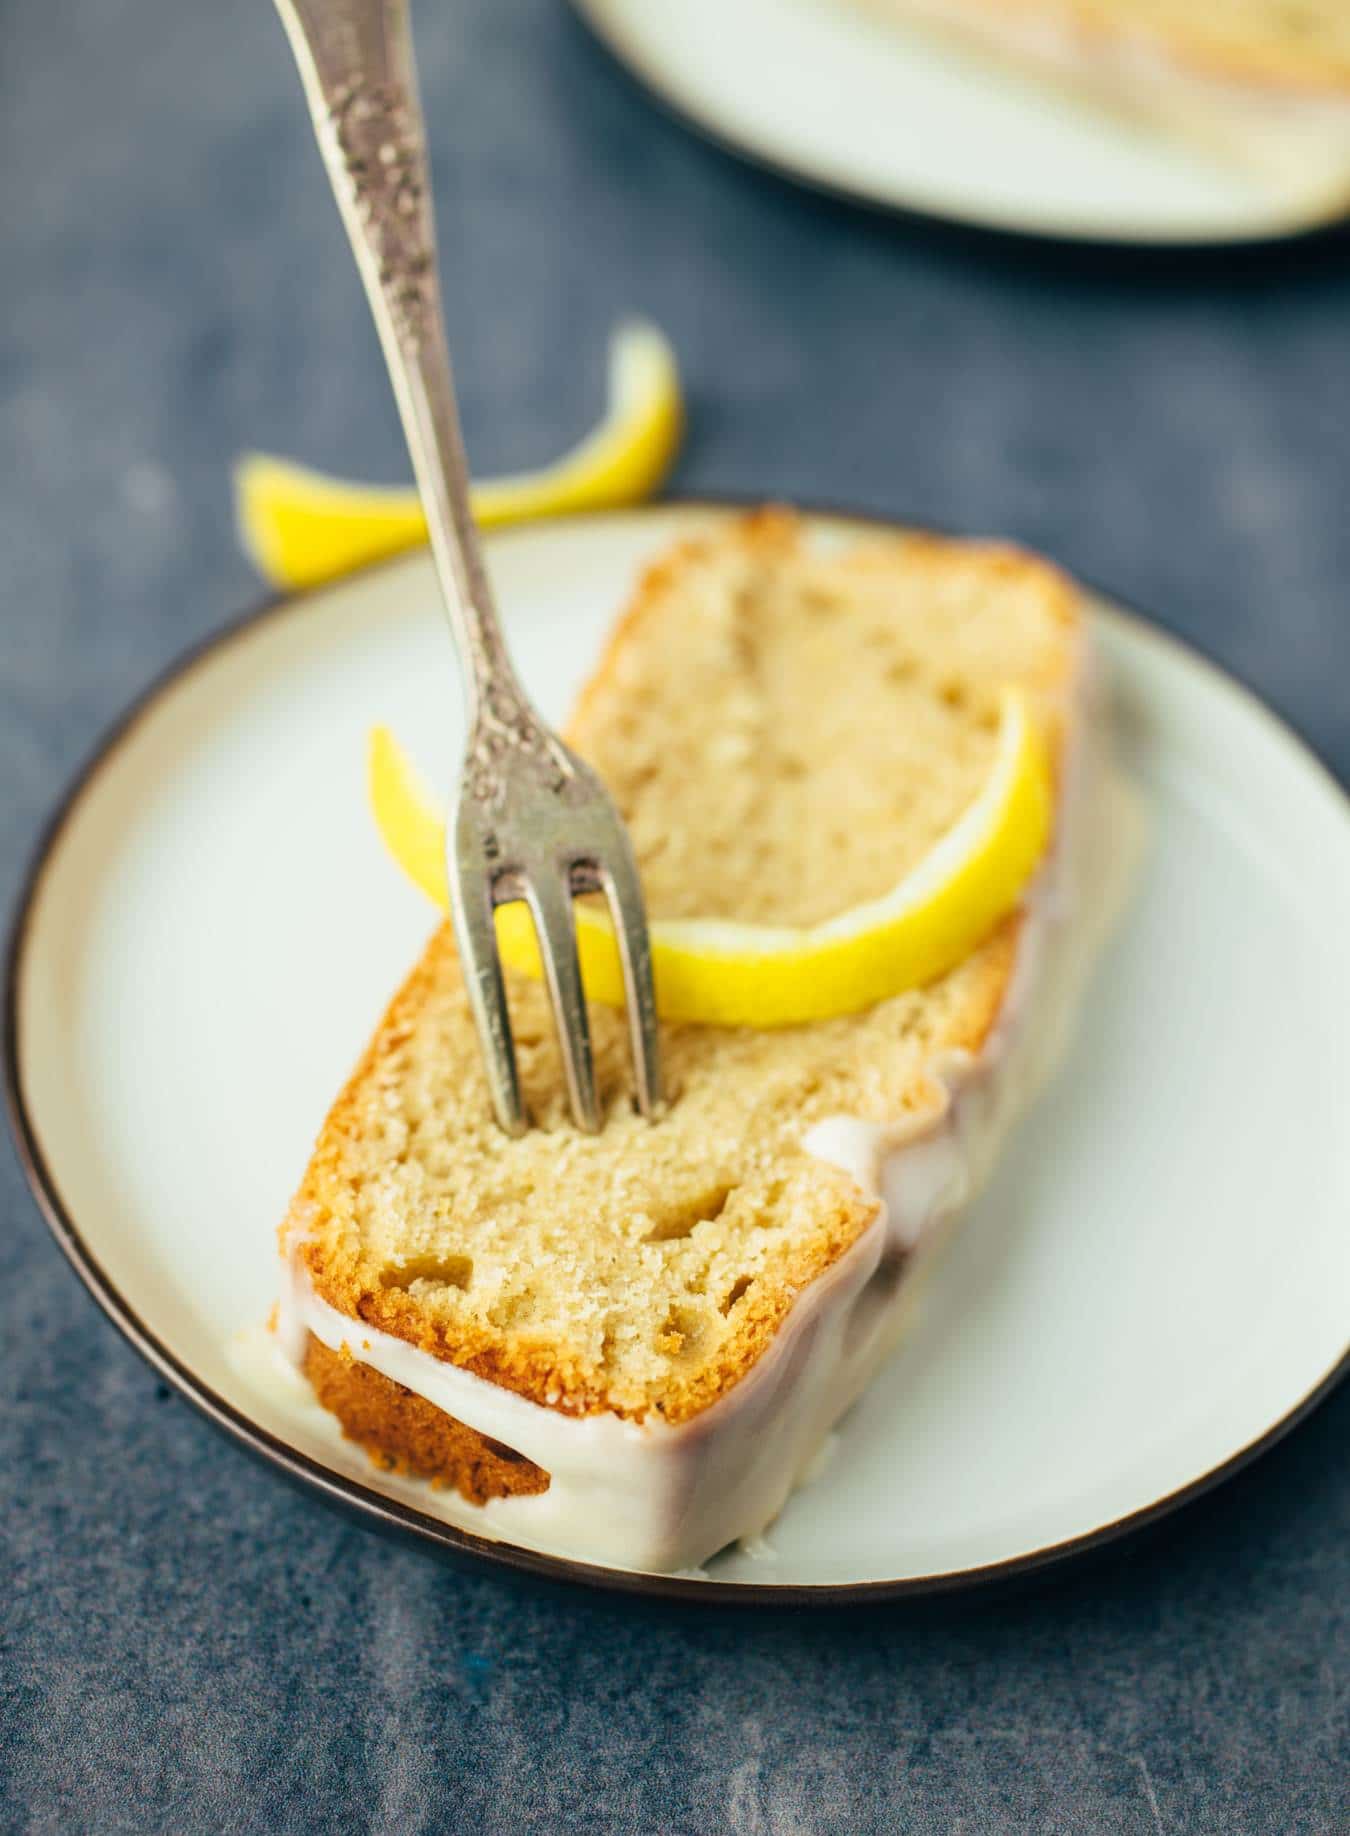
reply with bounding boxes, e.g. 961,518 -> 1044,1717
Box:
275,513 -> 1098,1570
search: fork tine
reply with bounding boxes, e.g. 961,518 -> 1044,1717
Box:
599,842 -> 665,1121
447,825 -> 526,1137
525,871 -> 600,1133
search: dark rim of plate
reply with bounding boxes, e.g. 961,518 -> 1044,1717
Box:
5,496 -> 1349,1606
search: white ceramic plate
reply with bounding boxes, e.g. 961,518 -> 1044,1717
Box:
8,504 -> 1349,1602
572,0 -> 1350,246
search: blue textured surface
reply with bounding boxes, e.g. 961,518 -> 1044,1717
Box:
3,2 -> 1349,1830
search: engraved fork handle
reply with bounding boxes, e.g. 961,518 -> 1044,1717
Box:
273,0 -> 528,730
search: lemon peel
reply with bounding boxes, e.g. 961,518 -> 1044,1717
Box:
235,320 -> 683,590
367,688 -> 1053,1029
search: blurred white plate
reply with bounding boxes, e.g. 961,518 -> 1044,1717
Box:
8,504 -> 1349,1601
572,0 -> 1350,245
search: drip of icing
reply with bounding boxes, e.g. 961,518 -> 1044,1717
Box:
797,1429 -> 841,1489
737,1535 -> 779,1561
267,668 -> 1143,1573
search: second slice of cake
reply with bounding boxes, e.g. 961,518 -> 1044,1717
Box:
278,510 -> 1094,1571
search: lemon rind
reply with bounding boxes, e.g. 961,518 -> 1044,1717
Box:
368,687 -> 1052,1029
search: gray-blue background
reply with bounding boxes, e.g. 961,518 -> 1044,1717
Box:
3,2 -> 1348,1830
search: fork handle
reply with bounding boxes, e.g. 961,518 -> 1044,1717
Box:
274,0 -> 525,727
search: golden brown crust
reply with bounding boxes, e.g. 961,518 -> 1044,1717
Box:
282,510 -> 1082,1433
303,1334 -> 550,1502
292,1057 -> 880,1426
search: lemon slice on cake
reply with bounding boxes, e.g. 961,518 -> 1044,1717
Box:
368,687 -> 1053,1029
235,321 -> 683,590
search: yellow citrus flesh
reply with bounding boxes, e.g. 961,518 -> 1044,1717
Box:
367,688 -> 1053,1029
235,321 -> 684,590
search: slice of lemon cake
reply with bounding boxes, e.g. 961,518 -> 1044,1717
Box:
856,0 -> 1350,182
278,510 -> 1092,1571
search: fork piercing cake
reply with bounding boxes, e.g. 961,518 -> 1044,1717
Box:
277,510 -> 1095,1571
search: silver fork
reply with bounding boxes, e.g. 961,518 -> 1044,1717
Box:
273,0 -> 663,1135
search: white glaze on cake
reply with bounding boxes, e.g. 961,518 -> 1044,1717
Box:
271,667 -> 1139,1574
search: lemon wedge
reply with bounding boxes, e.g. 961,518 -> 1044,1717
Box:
235,320 -> 684,590
368,689 -> 1053,1029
